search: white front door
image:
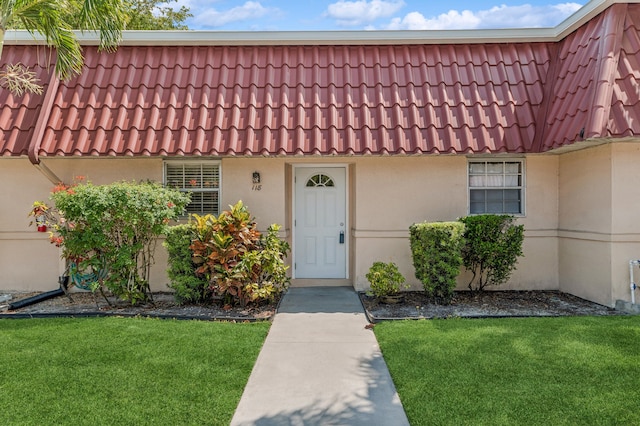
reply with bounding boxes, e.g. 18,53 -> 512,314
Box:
294,167 -> 347,279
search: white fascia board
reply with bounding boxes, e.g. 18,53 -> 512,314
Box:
553,0 -> 634,38
3,0 -> 638,46
1,28 -> 560,46
115,28 -> 562,45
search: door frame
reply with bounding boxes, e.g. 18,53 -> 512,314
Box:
292,164 -> 350,279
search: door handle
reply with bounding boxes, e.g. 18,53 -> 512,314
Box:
339,231 -> 345,244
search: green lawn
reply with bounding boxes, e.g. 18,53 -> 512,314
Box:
375,316 -> 640,426
0,317 -> 269,426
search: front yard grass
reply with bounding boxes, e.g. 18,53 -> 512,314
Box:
0,317 -> 269,425
375,316 -> 640,425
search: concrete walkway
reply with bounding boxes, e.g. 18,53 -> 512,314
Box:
230,286 -> 410,426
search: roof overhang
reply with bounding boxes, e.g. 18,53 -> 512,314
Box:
544,137 -> 640,154
3,0 -> 639,46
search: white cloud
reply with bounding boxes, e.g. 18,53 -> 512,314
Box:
383,3 -> 583,30
385,10 -> 478,30
326,0 -> 405,26
190,1 -> 274,28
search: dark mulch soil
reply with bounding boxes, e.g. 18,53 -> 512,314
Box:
1,289 -> 622,322
0,291 -> 276,321
360,290 -> 621,322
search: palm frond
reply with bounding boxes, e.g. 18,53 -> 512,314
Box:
79,0 -> 125,51
0,0 -> 18,30
19,1 -> 83,80
0,62 -> 43,95
1,0 -> 125,91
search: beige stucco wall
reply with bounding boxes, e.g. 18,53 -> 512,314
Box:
0,156 -> 299,293
5,143 -> 639,308
558,141 -> 640,307
558,145 -> 611,305
349,155 -> 560,292
220,157 -> 287,229
44,157 -> 164,185
352,155 -> 465,290
0,159 -> 62,291
1,154 -> 562,296
514,155 -> 560,291
611,143 -> 640,303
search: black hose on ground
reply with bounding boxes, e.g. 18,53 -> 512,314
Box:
8,288 -> 65,310
7,275 -> 69,311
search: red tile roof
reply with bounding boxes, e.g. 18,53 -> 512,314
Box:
541,2 -> 636,151
0,46 -> 54,157
609,4 -> 640,137
1,2 -> 639,159
32,43 -> 552,157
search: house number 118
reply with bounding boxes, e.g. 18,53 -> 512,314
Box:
252,172 -> 262,190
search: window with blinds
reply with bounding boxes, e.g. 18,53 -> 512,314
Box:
164,162 -> 220,216
469,160 -> 524,215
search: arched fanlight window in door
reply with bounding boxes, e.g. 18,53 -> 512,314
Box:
306,173 -> 335,187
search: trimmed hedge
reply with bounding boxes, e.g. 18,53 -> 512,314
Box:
459,214 -> 524,291
409,221 -> 465,304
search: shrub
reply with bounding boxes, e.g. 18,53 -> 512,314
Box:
459,214 -> 525,291
366,261 -> 407,298
409,221 -> 465,304
190,201 -> 290,306
30,180 -> 190,304
164,224 -> 210,304
238,223 -> 291,304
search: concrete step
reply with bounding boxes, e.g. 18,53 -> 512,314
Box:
290,279 -> 352,287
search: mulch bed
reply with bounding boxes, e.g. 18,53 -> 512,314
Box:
1,289 -> 622,322
360,290 -> 621,322
0,291 -> 276,321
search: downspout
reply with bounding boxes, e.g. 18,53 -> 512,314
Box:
8,276 -> 69,310
26,69 -> 67,292
31,161 -> 62,185
28,70 -> 63,184
630,260 -> 639,305
2,28 -> 62,184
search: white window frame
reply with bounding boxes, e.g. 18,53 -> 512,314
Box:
163,160 -> 221,216
467,158 -> 525,216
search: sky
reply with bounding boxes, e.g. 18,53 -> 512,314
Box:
172,0 -> 588,31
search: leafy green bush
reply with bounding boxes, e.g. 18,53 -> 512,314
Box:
409,221 -> 465,304
237,223 -> 291,304
164,224 -> 210,304
190,201 -> 290,306
366,262 -> 406,297
366,262 -> 407,298
31,180 -> 190,304
459,214 -> 524,291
